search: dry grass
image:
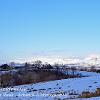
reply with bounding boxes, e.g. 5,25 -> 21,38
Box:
79,88 -> 100,98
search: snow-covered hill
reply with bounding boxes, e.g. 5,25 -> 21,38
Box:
0,71 -> 100,100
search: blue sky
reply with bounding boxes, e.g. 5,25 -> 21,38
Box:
0,0 -> 100,62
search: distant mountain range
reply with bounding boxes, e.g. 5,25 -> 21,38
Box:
11,54 -> 100,67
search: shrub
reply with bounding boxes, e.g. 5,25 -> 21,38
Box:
79,88 -> 100,98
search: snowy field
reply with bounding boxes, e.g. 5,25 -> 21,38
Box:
0,71 -> 100,100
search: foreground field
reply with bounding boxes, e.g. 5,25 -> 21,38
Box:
0,71 -> 100,100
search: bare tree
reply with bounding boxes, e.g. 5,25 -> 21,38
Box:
34,60 -> 42,69
24,62 -> 30,68
71,67 -> 76,76
90,66 -> 96,72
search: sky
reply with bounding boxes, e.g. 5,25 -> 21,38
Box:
0,0 -> 100,63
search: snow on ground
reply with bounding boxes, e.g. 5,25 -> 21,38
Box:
0,71 -> 100,100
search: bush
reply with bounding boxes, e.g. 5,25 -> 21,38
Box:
97,70 -> 100,73
0,73 -> 14,87
79,88 -> 100,98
